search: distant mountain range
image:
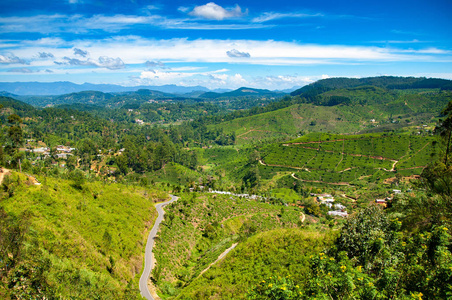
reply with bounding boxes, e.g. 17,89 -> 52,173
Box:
0,81 -> 211,96
0,81 -> 300,96
199,87 -> 286,99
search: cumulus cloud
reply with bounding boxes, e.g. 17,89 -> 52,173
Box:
59,56 -> 125,70
0,53 -> 27,64
226,49 -> 250,58
45,69 -> 53,73
38,52 -> 54,59
74,48 -> 88,57
189,2 -> 246,20
7,67 -> 33,73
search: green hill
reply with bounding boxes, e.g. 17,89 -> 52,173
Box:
175,228 -> 332,299
151,192 -> 311,299
290,76 -> 452,97
199,87 -> 285,99
210,103 -> 364,145
260,132 -> 437,186
0,172 -> 168,299
209,85 -> 452,145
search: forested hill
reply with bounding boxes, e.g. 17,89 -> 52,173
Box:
199,87 -> 286,99
291,76 -> 452,97
0,96 -> 36,115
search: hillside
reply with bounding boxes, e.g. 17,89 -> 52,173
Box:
260,132 -> 437,186
0,172 -> 168,299
1,76 -> 452,299
211,103 -> 361,144
175,228 -> 332,299
209,86 -> 452,144
151,192 -> 309,299
290,76 -> 452,96
199,87 -> 286,99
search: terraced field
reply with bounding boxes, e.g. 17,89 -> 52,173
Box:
260,132 -> 437,185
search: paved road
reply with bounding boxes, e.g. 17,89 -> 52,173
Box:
139,194 -> 178,300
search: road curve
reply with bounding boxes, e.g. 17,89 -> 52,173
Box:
139,194 -> 178,300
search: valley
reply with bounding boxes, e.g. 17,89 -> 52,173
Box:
0,76 -> 451,299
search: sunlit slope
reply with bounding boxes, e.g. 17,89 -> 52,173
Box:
210,86 -> 452,145
174,228 -> 334,300
211,103 -> 361,144
260,132 -> 438,185
1,173 -> 168,299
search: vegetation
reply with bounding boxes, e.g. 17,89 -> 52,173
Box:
0,173 -> 168,299
1,76 -> 452,299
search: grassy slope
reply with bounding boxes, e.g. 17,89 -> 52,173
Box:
211,103 -> 361,145
210,89 -> 451,145
175,228 -> 335,300
0,173 -> 168,299
152,192 -> 306,299
260,132 -> 437,185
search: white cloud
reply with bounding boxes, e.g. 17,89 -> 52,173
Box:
0,53 -> 27,64
188,2 -> 246,20
252,12 -> 323,23
0,13 -> 267,33
7,37 -> 452,69
145,60 -> 166,68
178,6 -> 191,13
58,56 -> 125,70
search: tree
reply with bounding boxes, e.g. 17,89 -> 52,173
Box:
5,114 -> 24,157
435,100 -> 452,166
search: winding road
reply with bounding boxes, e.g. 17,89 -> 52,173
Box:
139,194 -> 179,300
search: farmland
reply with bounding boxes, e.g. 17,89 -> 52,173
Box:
259,132 -> 437,185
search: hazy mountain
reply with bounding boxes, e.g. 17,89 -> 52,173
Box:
0,81 -> 211,96
199,87 -> 286,99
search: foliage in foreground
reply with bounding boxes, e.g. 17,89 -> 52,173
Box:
176,229 -> 334,300
247,206 -> 452,300
0,173 -> 167,299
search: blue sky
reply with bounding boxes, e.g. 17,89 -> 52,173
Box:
0,0 -> 451,90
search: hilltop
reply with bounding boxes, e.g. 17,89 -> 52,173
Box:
199,87 -> 286,99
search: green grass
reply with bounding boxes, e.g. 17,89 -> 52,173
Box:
210,103 -> 362,145
152,192 -> 307,299
174,228 -> 335,300
0,172 -> 168,299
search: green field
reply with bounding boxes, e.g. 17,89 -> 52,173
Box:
259,132 -> 437,185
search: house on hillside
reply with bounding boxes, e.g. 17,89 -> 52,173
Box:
316,194 -> 335,204
328,211 -> 348,217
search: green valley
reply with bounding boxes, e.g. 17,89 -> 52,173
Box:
1,76 -> 452,299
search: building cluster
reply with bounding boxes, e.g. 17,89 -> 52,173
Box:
312,193 -> 348,217
26,145 -> 76,160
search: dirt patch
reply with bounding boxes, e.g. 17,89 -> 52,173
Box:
0,168 -> 11,185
